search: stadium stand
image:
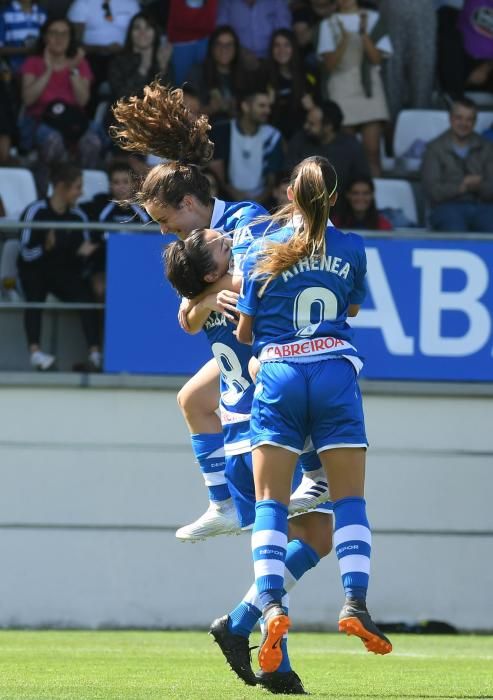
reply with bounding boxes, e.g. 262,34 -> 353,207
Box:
0,168 -> 37,219
393,109 -> 493,164
80,169 -> 110,203
373,178 -> 419,226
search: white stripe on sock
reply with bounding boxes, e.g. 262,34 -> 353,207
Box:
338,554 -> 371,576
254,558 -> 285,579
203,472 -> 227,486
334,524 -> 371,548
251,529 -> 287,551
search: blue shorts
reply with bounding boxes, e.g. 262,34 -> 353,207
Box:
251,358 -> 368,454
225,450 -> 333,529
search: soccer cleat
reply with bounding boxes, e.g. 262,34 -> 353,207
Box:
258,604 -> 291,673
338,598 -> 392,655
30,350 -> 56,371
256,669 -> 307,695
175,499 -> 240,542
209,615 -> 257,686
288,475 -> 330,515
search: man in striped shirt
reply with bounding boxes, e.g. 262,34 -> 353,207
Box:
0,0 -> 46,71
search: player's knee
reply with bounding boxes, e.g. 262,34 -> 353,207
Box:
176,386 -> 191,415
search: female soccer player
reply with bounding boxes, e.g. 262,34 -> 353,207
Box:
165,225 -> 333,695
235,155 -> 392,672
110,82 -> 329,541
110,82 -> 266,540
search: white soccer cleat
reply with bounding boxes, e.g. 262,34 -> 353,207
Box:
176,499 -> 240,542
288,474 -> 330,515
30,350 -> 56,371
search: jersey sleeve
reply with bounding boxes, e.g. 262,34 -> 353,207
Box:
236,243 -> 262,317
349,236 -> 367,305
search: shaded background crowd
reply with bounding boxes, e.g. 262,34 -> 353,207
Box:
0,0 -> 492,371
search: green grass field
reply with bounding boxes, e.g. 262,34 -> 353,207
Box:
0,631 -> 492,700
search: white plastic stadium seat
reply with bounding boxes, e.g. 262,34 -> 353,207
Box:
0,167 -> 37,219
394,109 -> 493,159
80,169 -> 110,203
373,178 -> 418,225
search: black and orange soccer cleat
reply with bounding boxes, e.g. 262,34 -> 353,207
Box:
258,604 -> 291,673
209,615 -> 257,686
256,669 -> 308,695
338,598 -> 393,655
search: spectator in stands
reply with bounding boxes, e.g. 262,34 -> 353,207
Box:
422,97 -> 493,232
209,84 -> 284,204
265,28 -> 317,140
0,0 -> 47,71
18,163 -> 102,371
216,0 -> 291,69
331,176 -> 393,230
185,25 -> 243,124
379,0 -> 436,119
19,18 -> 103,178
167,0 -> 218,86
458,0 -> 493,92
286,100 -> 372,196
317,0 -> 392,176
68,0 -> 140,109
81,161 -> 150,302
108,12 -> 173,103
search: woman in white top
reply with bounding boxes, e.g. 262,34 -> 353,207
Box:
317,0 -> 392,175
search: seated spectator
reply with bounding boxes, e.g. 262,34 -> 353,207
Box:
167,0 -> 218,86
0,0 -> 47,71
331,176 -> 393,230
317,0 -> 393,175
216,0 -> 291,69
19,18 -> 103,181
18,163 -> 102,371
421,97 -> 493,232
186,25 -> 243,124
269,170 -> 291,211
209,85 -> 284,204
286,100 -> 371,196
108,12 -> 173,103
81,161 -> 150,301
265,29 -> 317,140
68,0 -> 140,109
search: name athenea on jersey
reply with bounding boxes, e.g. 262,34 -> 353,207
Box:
281,255 -> 351,282
259,336 -> 356,361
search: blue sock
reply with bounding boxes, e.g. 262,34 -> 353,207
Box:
333,497 -> 371,601
252,499 -> 288,610
190,433 -> 230,503
228,539 -> 320,638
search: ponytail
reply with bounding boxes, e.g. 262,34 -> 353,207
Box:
255,156 -> 337,288
111,82 -> 214,165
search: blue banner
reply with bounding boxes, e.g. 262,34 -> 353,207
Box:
104,233 -> 493,382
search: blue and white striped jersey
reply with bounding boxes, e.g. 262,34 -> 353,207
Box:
201,199 -> 268,454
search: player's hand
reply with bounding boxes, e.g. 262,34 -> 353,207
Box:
178,297 -> 193,332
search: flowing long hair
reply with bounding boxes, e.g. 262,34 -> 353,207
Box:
255,156 -> 338,288
110,82 -> 214,208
